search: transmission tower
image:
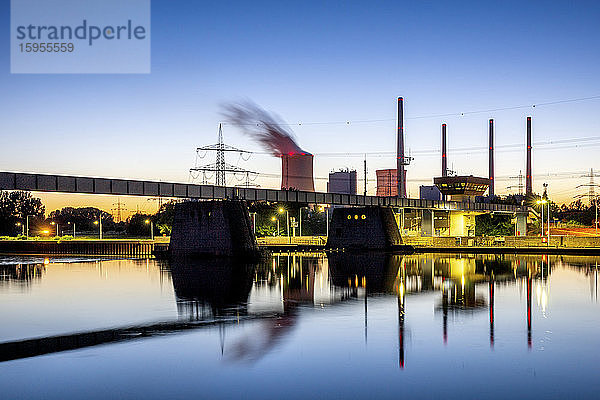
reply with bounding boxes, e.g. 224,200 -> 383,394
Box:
111,198 -> 127,223
507,170 -> 524,195
576,168 -> 600,205
190,123 -> 258,187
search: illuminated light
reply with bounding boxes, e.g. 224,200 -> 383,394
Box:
347,215 -> 352,220
278,207 -> 284,214
355,275 -> 358,287
145,219 -> 150,224
361,215 -> 366,220
42,230 -> 49,234
271,216 -> 276,221
50,221 -> 55,225
354,215 -> 359,219
44,258 -> 49,265
94,221 -> 99,225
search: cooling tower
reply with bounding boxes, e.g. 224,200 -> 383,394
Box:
281,153 -> 315,192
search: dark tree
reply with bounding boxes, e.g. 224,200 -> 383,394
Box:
0,191 -> 45,236
48,207 -> 115,233
155,200 -> 177,235
127,213 -> 154,237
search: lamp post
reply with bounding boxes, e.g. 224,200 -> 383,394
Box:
94,217 -> 103,240
50,221 -> 59,237
68,221 -> 76,237
536,199 -> 548,245
145,219 -> 154,240
279,207 -> 289,243
16,222 -> 24,236
541,201 -> 544,240
26,215 -> 30,239
271,216 -> 279,236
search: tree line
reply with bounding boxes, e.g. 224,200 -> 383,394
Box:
0,190 -> 175,237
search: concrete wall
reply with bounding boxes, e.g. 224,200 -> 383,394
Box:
403,235 -> 600,249
326,207 -> 402,250
170,200 -> 257,257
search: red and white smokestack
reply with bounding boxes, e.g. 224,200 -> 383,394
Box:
397,97 -> 406,198
526,116 -> 533,196
442,123 -> 447,177
489,119 -> 494,197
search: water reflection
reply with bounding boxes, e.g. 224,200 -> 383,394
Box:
0,263 -> 46,286
1,253 -> 600,368
169,257 -> 255,320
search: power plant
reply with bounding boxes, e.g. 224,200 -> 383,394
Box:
376,104 -> 534,201
223,98 -> 534,200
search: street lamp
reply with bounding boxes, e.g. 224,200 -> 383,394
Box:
15,222 -> 24,236
94,218 -> 103,240
278,206 -> 289,243
536,198 -> 549,245
145,219 -> 154,240
67,221 -> 76,237
271,215 -> 279,236
50,221 -> 59,237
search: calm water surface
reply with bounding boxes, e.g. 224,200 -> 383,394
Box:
1,252 -> 599,399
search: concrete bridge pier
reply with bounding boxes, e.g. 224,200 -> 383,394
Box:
515,212 -> 527,236
326,207 -> 403,250
170,200 -> 258,257
421,210 -> 434,236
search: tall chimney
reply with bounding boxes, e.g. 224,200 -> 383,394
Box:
441,123 -> 447,177
397,97 -> 406,198
526,116 -> 533,196
488,119 -> 494,196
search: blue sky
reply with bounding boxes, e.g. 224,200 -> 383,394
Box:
1,0 -> 599,212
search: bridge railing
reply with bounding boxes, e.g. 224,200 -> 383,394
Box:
256,236 -> 327,246
0,171 -> 524,213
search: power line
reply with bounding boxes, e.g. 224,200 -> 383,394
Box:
243,135 -> 600,158
223,94 -> 600,128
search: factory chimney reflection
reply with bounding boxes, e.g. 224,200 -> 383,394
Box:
164,252 -> 566,367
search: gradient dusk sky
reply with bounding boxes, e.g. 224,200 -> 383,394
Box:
1,0 -> 600,215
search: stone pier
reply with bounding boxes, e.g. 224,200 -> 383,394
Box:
170,200 -> 258,257
326,207 -> 403,250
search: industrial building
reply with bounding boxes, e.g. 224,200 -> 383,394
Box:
327,169 -> 357,194
433,176 -> 491,202
419,185 -> 441,201
376,169 -> 397,197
